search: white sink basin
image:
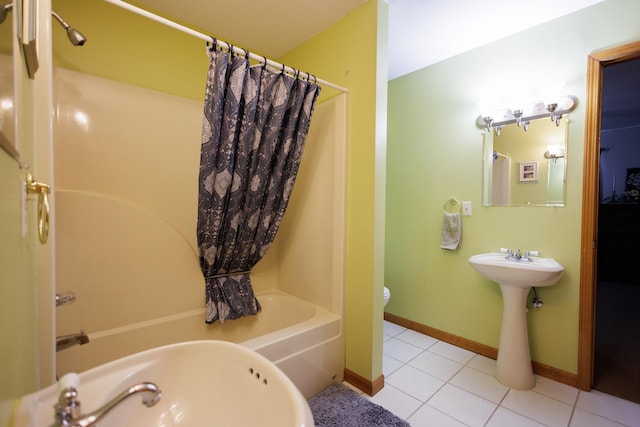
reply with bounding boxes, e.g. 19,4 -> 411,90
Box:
468,252 -> 564,288
14,340 -> 314,426
468,252 -> 564,390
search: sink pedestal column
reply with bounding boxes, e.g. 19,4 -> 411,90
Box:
495,283 -> 535,389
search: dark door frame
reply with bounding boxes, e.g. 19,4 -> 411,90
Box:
578,40 -> 640,391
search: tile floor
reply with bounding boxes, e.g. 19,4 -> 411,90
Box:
352,321 -> 640,426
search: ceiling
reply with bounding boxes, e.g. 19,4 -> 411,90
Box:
131,0 -> 368,60
133,0 -> 605,80
386,0 -> 604,79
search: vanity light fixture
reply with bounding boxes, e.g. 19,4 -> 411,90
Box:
477,95 -> 578,135
544,146 -> 566,162
546,103 -> 559,125
513,109 -> 523,127
483,116 -> 494,131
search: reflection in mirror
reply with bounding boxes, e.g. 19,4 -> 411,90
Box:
0,1 -> 17,162
0,52 -> 17,162
482,117 -> 568,206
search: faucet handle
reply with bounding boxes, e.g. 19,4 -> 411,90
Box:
56,290 -> 76,307
52,374 -> 162,426
58,372 -> 80,391
55,373 -> 82,423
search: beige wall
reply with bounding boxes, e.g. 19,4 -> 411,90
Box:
0,56 -> 38,401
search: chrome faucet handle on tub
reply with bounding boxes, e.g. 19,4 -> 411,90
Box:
52,373 -> 162,427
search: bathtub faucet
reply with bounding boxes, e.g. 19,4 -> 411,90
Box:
56,331 -> 90,352
52,374 -> 162,427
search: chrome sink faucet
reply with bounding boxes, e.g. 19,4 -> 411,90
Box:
504,249 -> 536,262
52,374 -> 161,427
505,249 -> 521,260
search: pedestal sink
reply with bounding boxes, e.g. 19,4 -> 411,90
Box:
468,252 -> 564,389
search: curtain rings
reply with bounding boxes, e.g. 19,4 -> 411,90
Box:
242,49 -> 250,68
206,38 -> 312,83
208,37 -> 218,51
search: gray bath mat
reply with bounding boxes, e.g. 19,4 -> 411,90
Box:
308,383 -> 411,427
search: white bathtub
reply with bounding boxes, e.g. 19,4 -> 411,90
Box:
56,291 -> 344,398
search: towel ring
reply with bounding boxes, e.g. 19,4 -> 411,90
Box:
444,198 -> 462,214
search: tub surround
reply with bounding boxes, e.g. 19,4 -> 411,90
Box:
54,64 -> 347,400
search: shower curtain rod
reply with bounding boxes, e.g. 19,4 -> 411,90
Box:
103,0 -> 349,93
493,151 -> 508,159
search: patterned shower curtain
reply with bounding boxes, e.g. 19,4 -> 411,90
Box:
197,48 -> 320,324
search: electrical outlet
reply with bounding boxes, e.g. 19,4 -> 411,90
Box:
462,201 -> 472,216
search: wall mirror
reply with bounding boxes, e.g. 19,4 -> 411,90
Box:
478,96 -> 576,207
481,116 -> 569,206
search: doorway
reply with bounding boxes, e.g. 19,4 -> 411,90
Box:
578,41 -> 640,400
594,57 -> 640,403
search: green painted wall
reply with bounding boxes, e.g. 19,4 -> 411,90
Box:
281,1 -> 384,382
385,0 -> 640,374
51,0 -> 209,101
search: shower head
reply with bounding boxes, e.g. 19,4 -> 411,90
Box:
51,10 -> 86,46
0,3 -> 13,25
0,5 -> 86,47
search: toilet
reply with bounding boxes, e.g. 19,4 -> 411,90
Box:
383,286 -> 391,307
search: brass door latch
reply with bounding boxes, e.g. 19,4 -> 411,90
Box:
26,172 -> 51,244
